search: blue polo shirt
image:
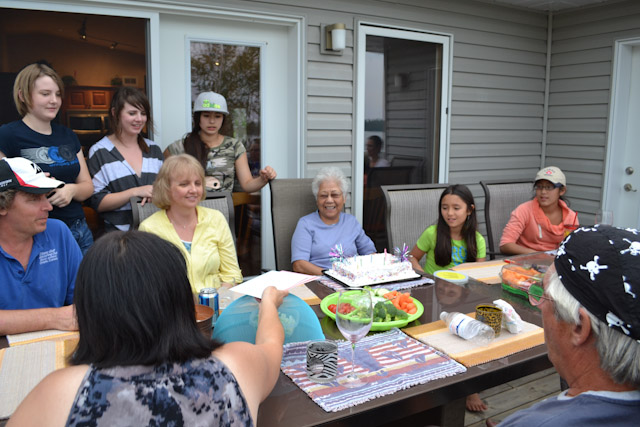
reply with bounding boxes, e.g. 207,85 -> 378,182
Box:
0,219 -> 82,309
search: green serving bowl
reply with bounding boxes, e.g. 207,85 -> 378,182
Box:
320,290 -> 424,331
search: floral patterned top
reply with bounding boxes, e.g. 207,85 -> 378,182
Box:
66,355 -> 253,426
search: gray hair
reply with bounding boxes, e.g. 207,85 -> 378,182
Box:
546,270 -> 640,388
311,167 -> 348,198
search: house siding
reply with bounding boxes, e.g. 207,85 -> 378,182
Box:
215,0 -> 548,233
549,0 -> 640,221
164,0 -> 550,233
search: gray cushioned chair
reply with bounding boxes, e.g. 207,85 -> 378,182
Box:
381,183 -> 449,268
480,180 -> 534,259
130,190 -> 236,243
269,178 -> 317,271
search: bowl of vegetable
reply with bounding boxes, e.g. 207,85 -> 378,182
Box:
320,288 -> 424,331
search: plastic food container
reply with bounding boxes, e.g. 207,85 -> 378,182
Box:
500,264 -> 544,300
505,252 -> 554,273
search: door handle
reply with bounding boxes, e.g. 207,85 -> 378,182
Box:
624,183 -> 637,192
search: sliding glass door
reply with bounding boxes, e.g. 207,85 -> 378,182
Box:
356,24 -> 451,250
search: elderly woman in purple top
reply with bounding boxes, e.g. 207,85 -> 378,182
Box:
291,167 -> 376,275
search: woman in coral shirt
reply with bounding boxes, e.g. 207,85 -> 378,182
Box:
500,166 -> 579,255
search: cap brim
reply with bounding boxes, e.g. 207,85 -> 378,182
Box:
17,175 -> 65,194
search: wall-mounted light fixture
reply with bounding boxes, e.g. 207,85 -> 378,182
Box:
326,23 -> 346,51
393,73 -> 409,89
321,23 -> 346,55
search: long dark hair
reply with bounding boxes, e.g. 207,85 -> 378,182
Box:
434,184 -> 479,266
72,231 -> 219,368
183,111 -> 228,168
109,86 -> 152,153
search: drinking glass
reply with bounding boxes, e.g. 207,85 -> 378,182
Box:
335,290 -> 373,387
595,210 -> 614,226
218,279 -> 236,310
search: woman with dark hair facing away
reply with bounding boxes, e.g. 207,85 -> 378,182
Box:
164,91 -> 276,192
0,63 -> 94,253
140,154 -> 242,293
87,86 -> 163,231
8,231 -> 287,426
500,166 -> 579,255
408,184 -> 487,412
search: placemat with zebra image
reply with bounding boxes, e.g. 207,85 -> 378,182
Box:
280,328 -> 466,412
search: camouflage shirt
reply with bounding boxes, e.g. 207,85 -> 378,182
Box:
167,135 -> 246,191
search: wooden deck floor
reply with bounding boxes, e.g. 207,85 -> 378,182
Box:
464,367 -> 561,426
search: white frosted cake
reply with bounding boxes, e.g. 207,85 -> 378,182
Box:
327,253 -> 417,287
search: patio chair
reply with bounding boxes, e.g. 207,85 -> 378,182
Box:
269,178 -> 317,271
381,183 -> 449,268
130,190 -> 236,242
364,166 -> 415,250
480,179 -> 534,259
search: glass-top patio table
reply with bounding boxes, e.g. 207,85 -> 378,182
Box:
257,273 -> 551,427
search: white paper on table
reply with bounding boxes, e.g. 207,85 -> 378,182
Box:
230,270 -> 318,299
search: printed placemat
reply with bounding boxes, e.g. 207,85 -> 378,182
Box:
280,328 -> 466,412
318,276 -> 434,293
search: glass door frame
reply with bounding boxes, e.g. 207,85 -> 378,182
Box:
353,22 -> 453,223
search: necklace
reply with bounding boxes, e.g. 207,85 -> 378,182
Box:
168,213 -> 196,230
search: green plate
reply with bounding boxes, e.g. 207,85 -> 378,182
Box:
320,290 -> 424,331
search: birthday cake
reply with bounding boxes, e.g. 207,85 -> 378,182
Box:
327,253 -> 418,287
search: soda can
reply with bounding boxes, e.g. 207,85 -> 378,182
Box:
198,288 -> 219,326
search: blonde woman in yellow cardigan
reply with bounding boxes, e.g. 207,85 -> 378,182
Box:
140,154 -> 242,293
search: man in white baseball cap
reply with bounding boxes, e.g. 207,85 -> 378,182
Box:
0,157 -> 82,334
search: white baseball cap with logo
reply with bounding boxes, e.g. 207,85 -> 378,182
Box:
0,157 -> 65,194
534,166 -> 566,187
193,92 -> 229,115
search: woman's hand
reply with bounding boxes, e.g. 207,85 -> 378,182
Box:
132,185 -> 154,206
47,185 -> 75,208
259,166 -> 277,182
409,245 -> 426,273
260,286 -> 288,309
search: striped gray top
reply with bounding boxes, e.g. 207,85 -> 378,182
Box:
88,135 -> 164,231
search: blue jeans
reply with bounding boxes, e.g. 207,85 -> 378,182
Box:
69,218 -> 94,256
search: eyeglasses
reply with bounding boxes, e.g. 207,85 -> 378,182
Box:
534,184 -> 560,192
318,192 -> 343,200
527,288 -> 553,306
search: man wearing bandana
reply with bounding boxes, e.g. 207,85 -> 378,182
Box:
495,225 -> 640,426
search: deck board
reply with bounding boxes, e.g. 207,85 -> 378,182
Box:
465,367 -> 560,426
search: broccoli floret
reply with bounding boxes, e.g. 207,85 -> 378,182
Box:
395,309 -> 408,320
373,301 -> 387,322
